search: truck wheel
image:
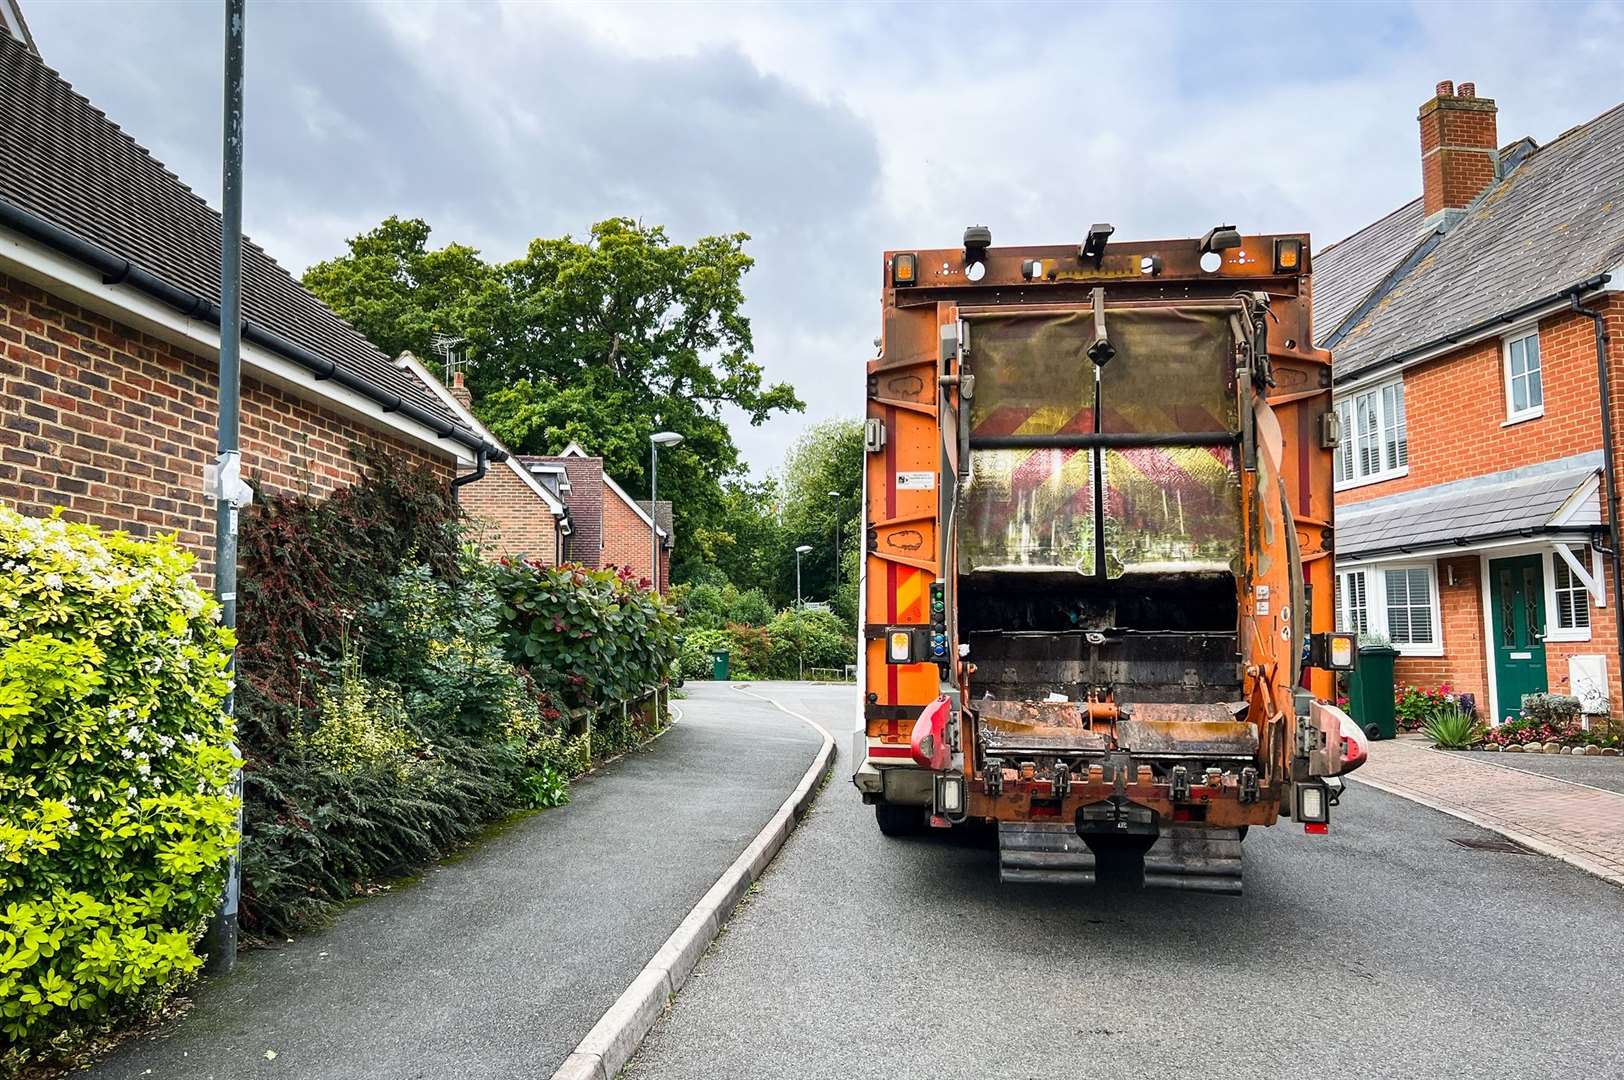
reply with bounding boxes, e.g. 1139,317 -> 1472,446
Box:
875,803 -> 925,837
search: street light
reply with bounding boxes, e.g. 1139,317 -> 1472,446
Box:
794,544 -> 814,681
650,432 -> 683,593
795,544 -> 813,607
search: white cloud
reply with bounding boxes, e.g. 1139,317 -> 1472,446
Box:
19,0 -> 1624,474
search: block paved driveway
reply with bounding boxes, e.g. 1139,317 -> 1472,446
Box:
85,683 -> 822,1080
1358,736 -> 1624,885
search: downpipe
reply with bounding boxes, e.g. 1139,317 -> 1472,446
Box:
1571,291 -> 1624,710
450,446 -> 490,495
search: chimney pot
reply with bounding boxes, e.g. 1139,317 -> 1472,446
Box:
1457,81 -> 1475,99
1436,80 -> 1454,98
452,370 -> 465,388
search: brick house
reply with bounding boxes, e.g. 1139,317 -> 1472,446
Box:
520,443 -> 671,590
398,357 -> 568,564
1317,80 -> 1624,722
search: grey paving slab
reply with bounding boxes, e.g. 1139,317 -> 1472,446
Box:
1446,749 -> 1624,795
85,683 -> 822,1080
627,691 -> 1624,1080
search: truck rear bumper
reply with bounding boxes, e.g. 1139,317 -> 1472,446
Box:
851,744 -> 935,806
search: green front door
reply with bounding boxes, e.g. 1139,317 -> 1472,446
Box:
1489,554 -> 1548,721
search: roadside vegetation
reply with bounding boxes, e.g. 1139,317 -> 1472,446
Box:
1392,681 -> 1622,752
0,510 -> 239,1070
235,455 -> 678,939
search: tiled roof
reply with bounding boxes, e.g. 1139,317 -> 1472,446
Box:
637,500 -> 674,547
0,27 -> 458,429
1311,197 -> 1428,347
524,455 -> 603,561
1338,454 -> 1601,559
1328,103 -> 1624,380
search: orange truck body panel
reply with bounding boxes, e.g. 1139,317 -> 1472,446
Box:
858,231 -> 1341,836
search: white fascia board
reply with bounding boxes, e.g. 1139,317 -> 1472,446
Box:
1549,471 -> 1602,527
393,352 -> 564,516
1333,287 -> 1608,399
1335,531 -> 1597,567
0,227 -> 471,465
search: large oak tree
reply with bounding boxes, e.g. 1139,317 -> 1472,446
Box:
305,217 -> 803,579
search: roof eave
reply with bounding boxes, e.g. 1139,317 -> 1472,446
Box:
1335,273 -> 1613,391
0,195 -> 504,463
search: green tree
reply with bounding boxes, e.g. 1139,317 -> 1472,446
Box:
303,216 -> 505,363
775,419 -> 863,618
304,217 -> 803,577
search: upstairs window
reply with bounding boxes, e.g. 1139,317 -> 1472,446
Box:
1334,378 -> 1407,488
1503,329 -> 1543,422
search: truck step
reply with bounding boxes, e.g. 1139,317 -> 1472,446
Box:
997,823 -> 1243,894
1144,827 -> 1243,895
997,822 -> 1097,885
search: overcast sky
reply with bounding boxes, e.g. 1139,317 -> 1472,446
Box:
20,0 -> 1624,474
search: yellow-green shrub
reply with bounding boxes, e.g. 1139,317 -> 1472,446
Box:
0,509 -> 239,1057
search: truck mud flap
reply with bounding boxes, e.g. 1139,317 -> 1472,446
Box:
1143,826 -> 1243,895
997,822 -> 1097,885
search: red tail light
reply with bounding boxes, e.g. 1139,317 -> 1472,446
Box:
1304,822 -> 1328,835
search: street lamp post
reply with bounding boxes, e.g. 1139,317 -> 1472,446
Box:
794,544 -> 813,680
650,432 -> 682,592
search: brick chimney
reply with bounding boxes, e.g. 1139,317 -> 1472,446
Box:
449,369 -> 473,409
1419,79 -> 1499,227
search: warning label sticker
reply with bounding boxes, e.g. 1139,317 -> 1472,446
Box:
896,471 -> 936,490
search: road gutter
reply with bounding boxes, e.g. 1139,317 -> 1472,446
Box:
550,688 -> 837,1080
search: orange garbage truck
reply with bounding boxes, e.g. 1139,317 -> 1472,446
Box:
851,225 -> 1367,894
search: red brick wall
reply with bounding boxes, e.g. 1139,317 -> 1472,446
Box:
600,489 -> 668,591
1342,308 -> 1606,506
1542,556 -> 1620,717
1392,554 -> 1490,706
0,271 -> 455,586
1341,295 -> 1624,717
460,462 -> 559,564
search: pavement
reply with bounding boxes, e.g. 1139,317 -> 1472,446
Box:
85,683 -> 823,1080
1357,736 -> 1624,885
626,687 -> 1624,1080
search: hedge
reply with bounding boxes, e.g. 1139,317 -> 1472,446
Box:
0,508 -> 239,1059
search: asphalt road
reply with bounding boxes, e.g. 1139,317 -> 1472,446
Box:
86,684 -> 821,1080
628,684 -> 1624,1080
1443,749 -> 1624,794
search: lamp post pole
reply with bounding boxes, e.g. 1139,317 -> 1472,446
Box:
794,544 -> 813,679
206,0 -> 246,976
650,432 -> 683,592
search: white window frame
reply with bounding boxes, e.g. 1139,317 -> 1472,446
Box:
1333,376 -> 1408,492
1337,561 -> 1443,656
1501,326 -> 1544,424
1544,543 -> 1600,642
